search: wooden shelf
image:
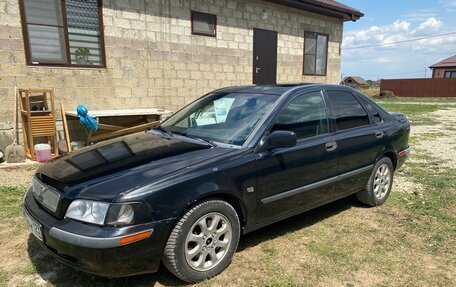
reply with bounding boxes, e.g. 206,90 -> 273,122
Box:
21,110 -> 52,115
18,88 -> 58,160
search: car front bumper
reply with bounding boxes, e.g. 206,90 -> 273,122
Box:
23,188 -> 175,277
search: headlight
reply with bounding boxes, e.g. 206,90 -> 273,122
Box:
65,200 -> 152,226
105,204 -> 135,226
65,200 -> 109,225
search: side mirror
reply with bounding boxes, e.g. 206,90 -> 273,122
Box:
255,130 -> 297,153
267,131 -> 297,149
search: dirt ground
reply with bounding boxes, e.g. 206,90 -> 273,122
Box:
0,106 -> 455,287
391,108 -> 456,193
412,109 -> 456,168
0,161 -> 39,186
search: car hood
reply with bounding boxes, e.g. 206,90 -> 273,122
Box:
36,132 -> 234,200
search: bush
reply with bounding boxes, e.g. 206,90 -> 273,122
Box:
374,90 -> 396,99
357,87 -> 380,98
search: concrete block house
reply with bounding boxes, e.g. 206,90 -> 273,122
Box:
0,0 -> 362,146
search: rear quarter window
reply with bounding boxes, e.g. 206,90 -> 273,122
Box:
363,101 -> 383,124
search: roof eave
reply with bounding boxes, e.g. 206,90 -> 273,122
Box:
267,0 -> 364,22
429,65 -> 456,69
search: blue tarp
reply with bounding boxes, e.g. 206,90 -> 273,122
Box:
76,104 -> 98,132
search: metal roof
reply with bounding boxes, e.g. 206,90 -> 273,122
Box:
268,0 -> 364,21
343,76 -> 367,85
429,55 -> 456,69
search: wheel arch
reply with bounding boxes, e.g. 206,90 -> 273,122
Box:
197,192 -> 246,229
381,151 -> 398,171
174,191 -> 247,233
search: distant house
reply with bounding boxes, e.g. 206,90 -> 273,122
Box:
430,55 -> 456,78
343,76 -> 367,87
366,79 -> 380,88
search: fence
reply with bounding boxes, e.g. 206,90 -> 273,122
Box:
380,78 -> 456,98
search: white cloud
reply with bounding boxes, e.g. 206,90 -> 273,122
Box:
402,9 -> 437,22
391,20 -> 411,32
343,17 -> 449,51
373,57 -> 393,64
439,0 -> 456,12
412,17 -> 443,35
341,17 -> 456,80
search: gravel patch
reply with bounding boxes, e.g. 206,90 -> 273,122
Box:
411,108 -> 456,168
0,161 -> 40,186
392,107 -> 456,194
393,175 -> 424,194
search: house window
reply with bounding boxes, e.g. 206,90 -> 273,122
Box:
191,11 -> 216,37
19,0 -> 105,67
303,32 -> 328,76
444,71 -> 456,78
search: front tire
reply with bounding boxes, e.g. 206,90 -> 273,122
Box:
162,199 -> 240,283
357,157 -> 394,206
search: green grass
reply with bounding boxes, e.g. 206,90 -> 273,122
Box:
357,87 -> 456,103
0,186 -> 26,219
379,103 -> 442,115
263,276 -> 297,287
377,97 -> 456,103
378,103 -> 443,125
393,158 -> 456,223
0,271 -> 8,287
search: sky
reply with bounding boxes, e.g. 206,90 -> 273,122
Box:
340,0 -> 456,80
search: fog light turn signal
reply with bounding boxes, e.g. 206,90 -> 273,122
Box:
119,230 -> 153,246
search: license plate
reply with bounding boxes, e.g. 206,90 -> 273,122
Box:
24,210 -> 43,242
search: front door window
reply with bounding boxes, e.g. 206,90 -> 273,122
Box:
272,91 -> 329,140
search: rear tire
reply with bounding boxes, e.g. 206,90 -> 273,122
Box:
162,199 -> 240,283
357,157 -> 394,206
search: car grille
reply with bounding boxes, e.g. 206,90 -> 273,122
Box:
32,176 -> 61,213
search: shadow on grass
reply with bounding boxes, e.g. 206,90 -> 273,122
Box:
27,195 -> 361,286
26,236 -> 187,286
238,194 -> 361,251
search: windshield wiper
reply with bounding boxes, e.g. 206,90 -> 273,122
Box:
153,125 -> 173,138
171,130 -> 217,147
193,137 -> 217,147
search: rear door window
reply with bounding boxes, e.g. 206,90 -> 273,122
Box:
326,90 -> 369,131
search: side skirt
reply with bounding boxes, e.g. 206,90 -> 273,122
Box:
243,188 -> 362,234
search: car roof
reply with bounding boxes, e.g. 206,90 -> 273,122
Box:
215,84 -> 353,96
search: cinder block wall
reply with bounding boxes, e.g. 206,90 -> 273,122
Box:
0,0 -> 343,129
432,68 -> 453,78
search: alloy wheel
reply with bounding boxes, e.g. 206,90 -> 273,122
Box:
184,212 -> 232,271
373,163 -> 391,199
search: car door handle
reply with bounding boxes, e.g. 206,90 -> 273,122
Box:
325,141 -> 337,152
375,131 -> 384,138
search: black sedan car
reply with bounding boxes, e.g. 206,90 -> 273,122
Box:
23,84 -> 410,283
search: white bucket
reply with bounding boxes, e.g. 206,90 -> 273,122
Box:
35,144 -> 51,162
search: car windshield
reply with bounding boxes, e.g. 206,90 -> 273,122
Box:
160,92 -> 279,146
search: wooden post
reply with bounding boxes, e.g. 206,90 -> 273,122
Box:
60,101 -> 72,152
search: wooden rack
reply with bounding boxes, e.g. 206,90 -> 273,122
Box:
18,88 -> 59,160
